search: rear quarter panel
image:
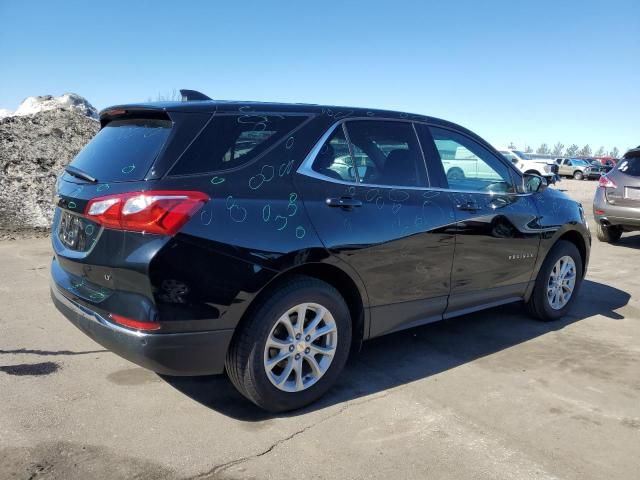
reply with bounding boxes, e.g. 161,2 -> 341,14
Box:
148,115 -> 369,333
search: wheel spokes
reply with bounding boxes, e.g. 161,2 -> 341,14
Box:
310,323 -> 337,343
263,302 -> 339,393
547,255 -> 577,310
293,357 -> 305,391
274,358 -> 295,386
266,350 -> 292,370
304,306 -> 326,335
266,335 -> 290,350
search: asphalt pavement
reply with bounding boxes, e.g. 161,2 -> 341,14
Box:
1,178 -> 639,479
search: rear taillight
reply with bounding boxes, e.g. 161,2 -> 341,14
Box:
85,190 -> 208,235
598,175 -> 617,189
109,313 -> 161,331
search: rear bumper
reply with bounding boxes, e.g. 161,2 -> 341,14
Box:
593,188 -> 640,228
51,283 -> 233,376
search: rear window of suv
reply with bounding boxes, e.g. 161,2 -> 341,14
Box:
170,114 -> 307,175
618,155 -> 640,177
66,118 -> 172,182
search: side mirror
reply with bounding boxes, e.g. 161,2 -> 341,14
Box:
523,173 -> 547,193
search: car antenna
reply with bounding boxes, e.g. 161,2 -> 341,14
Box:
180,89 -> 212,102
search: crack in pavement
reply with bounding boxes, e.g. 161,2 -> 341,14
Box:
191,390 -> 396,480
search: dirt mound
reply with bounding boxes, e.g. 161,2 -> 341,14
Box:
0,109 -> 99,231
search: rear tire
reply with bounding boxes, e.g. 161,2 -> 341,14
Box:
526,240 -> 583,321
225,276 -> 352,412
595,223 -> 622,243
573,170 -> 584,180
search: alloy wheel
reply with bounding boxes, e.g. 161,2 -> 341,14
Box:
547,255 -> 576,310
263,303 -> 338,392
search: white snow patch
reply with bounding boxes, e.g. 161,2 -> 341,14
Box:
7,93 -> 98,120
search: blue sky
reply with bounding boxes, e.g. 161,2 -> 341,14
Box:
1,0 -> 638,153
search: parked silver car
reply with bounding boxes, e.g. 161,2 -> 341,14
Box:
555,158 -> 606,180
593,147 -> 640,242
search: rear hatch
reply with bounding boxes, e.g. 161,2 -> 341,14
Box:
51,108 -> 211,324
606,155 -> 640,207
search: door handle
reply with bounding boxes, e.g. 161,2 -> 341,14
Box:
456,201 -> 480,212
326,197 -> 363,209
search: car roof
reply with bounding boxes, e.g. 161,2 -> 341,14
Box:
98,98 -> 482,133
98,98 -> 498,156
100,99 -> 433,118
624,147 -> 640,158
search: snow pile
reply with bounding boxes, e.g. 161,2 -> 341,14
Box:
3,93 -> 99,120
0,108 -> 99,233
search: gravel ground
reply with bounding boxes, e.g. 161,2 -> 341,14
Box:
1,178 -> 639,480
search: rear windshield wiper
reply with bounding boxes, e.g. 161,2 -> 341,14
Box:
64,166 -> 98,183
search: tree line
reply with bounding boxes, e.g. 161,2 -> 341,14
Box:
508,142 -> 622,158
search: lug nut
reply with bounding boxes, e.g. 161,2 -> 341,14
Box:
305,335 -> 311,341
295,333 -> 301,340
295,353 -> 301,360
305,347 -> 310,354
289,345 -> 295,352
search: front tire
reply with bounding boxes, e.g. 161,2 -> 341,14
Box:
225,276 -> 352,412
447,167 -> 465,181
526,240 -> 583,321
573,170 -> 584,180
595,223 -> 622,243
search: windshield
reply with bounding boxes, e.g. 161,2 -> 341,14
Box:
513,150 -> 531,160
66,119 -> 172,182
571,159 -> 589,166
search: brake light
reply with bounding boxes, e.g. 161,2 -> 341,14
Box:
109,313 -> 161,331
598,175 -> 617,189
85,190 -> 208,235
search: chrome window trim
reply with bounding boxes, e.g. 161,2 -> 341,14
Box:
296,117 -> 534,197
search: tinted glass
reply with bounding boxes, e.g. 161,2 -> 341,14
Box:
67,119 -> 171,182
171,114 -> 306,175
500,151 -> 518,163
617,156 -> 640,177
430,127 -> 515,193
343,121 -> 426,187
311,126 -> 356,182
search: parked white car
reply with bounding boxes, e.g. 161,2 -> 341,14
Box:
441,145 -> 502,181
496,147 -> 557,181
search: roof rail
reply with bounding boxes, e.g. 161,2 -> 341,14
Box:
180,89 -> 212,102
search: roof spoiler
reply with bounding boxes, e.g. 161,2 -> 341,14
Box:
180,89 -> 212,102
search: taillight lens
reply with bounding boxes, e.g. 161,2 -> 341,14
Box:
109,313 -> 161,331
85,190 -> 208,235
598,175 -> 617,189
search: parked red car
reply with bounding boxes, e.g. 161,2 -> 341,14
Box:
593,156 -> 618,168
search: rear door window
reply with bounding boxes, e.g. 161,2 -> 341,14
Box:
617,156 -> 640,177
170,114 -> 307,175
66,119 -> 172,182
342,120 -> 427,187
311,126 -> 355,182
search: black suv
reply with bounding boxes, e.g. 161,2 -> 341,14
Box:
51,91 -> 590,412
